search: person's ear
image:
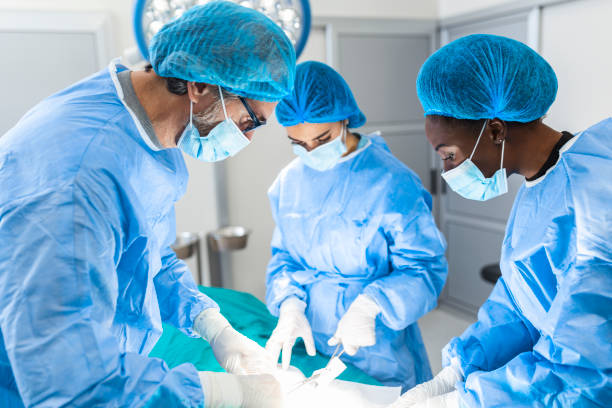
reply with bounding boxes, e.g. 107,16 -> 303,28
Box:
186,82 -> 209,104
488,118 -> 506,145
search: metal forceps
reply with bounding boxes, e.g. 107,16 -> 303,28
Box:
288,344 -> 346,394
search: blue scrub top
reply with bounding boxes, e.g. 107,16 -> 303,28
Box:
266,134 -> 448,390
444,118 -> 612,407
0,62 -> 216,407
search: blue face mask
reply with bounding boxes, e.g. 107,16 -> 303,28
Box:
441,119 -> 508,201
293,126 -> 347,171
178,86 -> 250,162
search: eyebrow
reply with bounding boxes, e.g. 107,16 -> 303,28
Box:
313,129 -> 331,141
435,143 -> 448,151
287,129 -> 332,144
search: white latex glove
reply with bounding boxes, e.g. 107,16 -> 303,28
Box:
328,294 -> 381,355
265,297 -> 316,370
411,391 -> 460,408
199,371 -> 283,408
194,308 -> 275,374
388,365 -> 463,408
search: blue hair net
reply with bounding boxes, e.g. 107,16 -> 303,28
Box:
416,34 -> 557,122
276,61 -> 366,128
149,1 -> 296,102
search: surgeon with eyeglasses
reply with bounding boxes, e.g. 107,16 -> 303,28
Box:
0,2 -> 295,407
264,61 -> 449,391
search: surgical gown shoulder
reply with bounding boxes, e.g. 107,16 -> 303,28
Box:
511,117 -> 612,260
0,68 -> 187,206
556,118 -> 612,248
520,118 -> 612,211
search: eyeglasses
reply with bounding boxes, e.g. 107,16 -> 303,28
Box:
239,96 -> 266,133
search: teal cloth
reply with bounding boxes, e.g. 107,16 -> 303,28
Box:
150,286 -> 381,385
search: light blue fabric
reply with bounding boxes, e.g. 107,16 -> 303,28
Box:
0,64 -> 218,407
266,134 -> 448,390
275,61 -> 366,128
416,34 -> 557,122
443,118 -> 612,407
292,126 -> 347,171
149,1 -> 296,102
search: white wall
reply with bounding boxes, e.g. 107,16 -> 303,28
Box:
310,0 -> 437,19
0,0 -> 134,55
540,0 -> 612,132
437,0 -> 515,19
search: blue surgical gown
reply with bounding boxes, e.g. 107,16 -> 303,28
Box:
0,62 -> 216,407
443,118 -> 612,407
266,134 -> 448,389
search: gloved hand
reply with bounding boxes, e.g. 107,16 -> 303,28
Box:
194,308 -> 275,374
199,371 -> 283,408
388,365 -> 463,407
265,296 -> 316,370
328,294 -> 381,355
411,391 -> 460,408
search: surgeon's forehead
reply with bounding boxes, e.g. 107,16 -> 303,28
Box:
287,122 -> 337,141
425,116 -> 468,144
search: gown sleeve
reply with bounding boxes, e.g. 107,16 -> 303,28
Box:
442,277 -> 540,376
363,185 -> 448,330
154,208 -> 218,338
0,173 -> 204,407
265,179 -> 307,316
455,262 -> 612,407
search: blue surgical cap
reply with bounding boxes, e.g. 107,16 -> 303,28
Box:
149,1 -> 296,102
275,61 -> 366,128
416,34 -> 557,122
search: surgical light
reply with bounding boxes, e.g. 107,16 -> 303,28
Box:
132,0 -> 311,60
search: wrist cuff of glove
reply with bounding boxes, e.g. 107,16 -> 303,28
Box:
354,294 -> 382,318
280,296 -> 307,314
194,308 -> 231,342
199,372 -> 243,408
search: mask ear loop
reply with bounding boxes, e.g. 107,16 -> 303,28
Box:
218,85 -> 229,120
499,139 -> 505,170
189,99 -> 194,128
469,119 -> 489,161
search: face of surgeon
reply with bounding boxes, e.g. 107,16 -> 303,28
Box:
131,67 -> 276,147
186,82 -> 277,142
425,116 -> 508,178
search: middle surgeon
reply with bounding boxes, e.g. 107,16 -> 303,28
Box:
264,61 -> 448,390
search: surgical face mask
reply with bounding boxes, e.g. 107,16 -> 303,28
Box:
178,86 -> 250,162
293,126 -> 347,171
441,119 -> 508,201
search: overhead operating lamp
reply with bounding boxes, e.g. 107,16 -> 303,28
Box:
132,0 -> 311,61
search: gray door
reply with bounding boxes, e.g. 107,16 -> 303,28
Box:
438,9 -> 539,314
325,18 -> 437,194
